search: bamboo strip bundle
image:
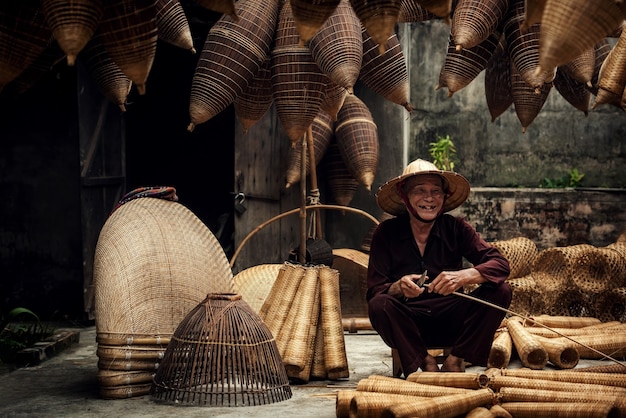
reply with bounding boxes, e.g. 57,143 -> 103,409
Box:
413,0 -> 452,23
506,317 -> 549,369
155,0 -> 195,53
553,68 -> 591,115
80,38 -> 132,111
334,93 -> 379,191
533,334 -> 580,369
436,31 -> 500,97
587,39 -> 612,96
381,388 -> 495,418
358,375 -> 472,397
498,368 -> 626,387
234,57 -> 273,133
488,328 -> 513,369
337,389 -> 357,418
491,237 -> 538,279
350,0 -> 402,54
406,372 -> 490,389
259,263 -> 305,339
537,0 -> 626,75
551,333 -> 626,360
290,275 -> 321,383
0,0 -> 52,91
271,0 -> 329,143
308,0 -> 362,92
594,31 -> 626,110
489,375 -> 626,396
350,392 -> 431,417
451,0 -> 508,50
510,61 -> 551,133
321,81 -> 349,120
319,266 -> 349,378
41,0 -> 103,66
526,314 -> 602,329
484,35 -> 513,123
310,319 -> 327,379
98,0 -> 157,95
499,402 -> 619,418
359,28 -> 413,112
2,42 -> 65,95
324,141 -> 360,206
188,0 -> 279,131
193,0 -> 237,19
397,0 -> 436,23
285,110 -> 334,188
521,0 -> 545,30
290,0 -> 341,44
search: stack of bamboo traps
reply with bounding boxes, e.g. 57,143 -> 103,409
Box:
258,262 -> 349,383
337,370 -> 626,417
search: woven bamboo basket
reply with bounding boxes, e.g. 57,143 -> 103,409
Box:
350,0 -> 401,54
541,288 -> 595,318
311,320 -> 327,379
0,0 -> 52,90
307,0 -> 361,92
321,81 -> 349,120
489,375 -> 626,396
552,333 -> 626,360
488,328 -> 513,369
406,372 -> 491,389
271,0 -> 329,143
594,287 -> 626,323
334,93 -> 379,191
150,293 -> 292,407
188,0 -> 279,131
97,370 -> 155,387
397,0 -> 435,23
96,344 -> 167,361
499,368 -> 626,387
559,46 -> 595,85
521,0 -> 545,30
508,275 -> 544,316
97,358 -> 161,372
532,245 -> 596,292
337,389 -> 358,418
100,383 -> 152,399
510,62 -> 551,133
506,318 -> 549,369
525,322 -> 626,338
410,0 -> 452,23
533,334 -> 580,369
285,110 -> 334,188
484,35 -> 513,122
357,375 -> 472,397
155,0 -> 195,53
324,141 -> 360,207
2,42 -> 65,95
525,315 -> 602,329
359,28 -> 413,112
381,389 -> 495,418
41,0 -> 102,66
451,0 -> 508,50
332,247 -> 369,318
587,39 -> 613,96
193,0 -> 237,19
572,364 -> 626,374
233,263 -> 283,313
97,0 -> 157,95
290,0 -> 341,44
594,31 -> 626,110
491,237 -> 538,279
499,402 -> 619,418
80,38 -> 133,111
319,266 -> 349,377
436,31 -> 500,97
233,57 -> 273,133
350,392 -> 430,417
553,68 -> 591,115
538,0 -> 626,74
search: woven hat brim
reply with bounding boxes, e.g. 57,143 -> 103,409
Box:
375,170 -> 470,216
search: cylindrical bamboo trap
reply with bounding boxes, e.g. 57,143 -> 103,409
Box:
505,318 -> 549,369
290,0 -> 341,44
290,276 -> 321,383
334,93 -> 379,191
499,402 -> 619,418
319,266 -> 349,378
523,321 -> 626,338
357,375 -> 472,397
507,275 -> 542,317
350,392 -> 431,418
572,363 -> 626,374
150,293 -> 293,407
489,375 -> 626,397
310,320 -> 327,379
406,372 -> 490,389
349,0 -> 401,54
337,389 -> 358,418
488,328 -> 513,369
380,388 -> 495,418
155,0 -> 196,53
465,406 -> 495,418
551,333 -> 626,360
498,368 -> 626,388
491,237 -> 538,279
525,314 -> 602,329
451,0 -> 508,50
528,335 -> 580,369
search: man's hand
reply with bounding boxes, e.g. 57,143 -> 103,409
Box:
428,268 -> 484,295
390,273 -> 428,299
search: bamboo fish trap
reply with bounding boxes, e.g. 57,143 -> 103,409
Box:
40,0 -> 103,66
321,81 -> 349,120
397,0 -> 436,23
357,375 -> 472,397
451,0 -> 508,50
595,30 -> 626,110
510,61 -> 551,133
290,0 -> 341,45
499,402 -> 620,418
381,388 -> 496,418
506,318 -> 549,369
193,0 -> 237,20
150,293 -> 293,407
233,57 -> 273,133
188,0 -> 279,131
553,69 -> 592,115
490,236 -> 538,279
350,0 -> 402,54
324,141 -> 360,207
2,42 -> 65,96
155,0 -> 195,53
484,36 -> 513,122
409,0 -> 452,23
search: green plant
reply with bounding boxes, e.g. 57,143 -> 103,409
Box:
540,168 -> 585,188
0,307 -> 54,364
429,135 -> 457,171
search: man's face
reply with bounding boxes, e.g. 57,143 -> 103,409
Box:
403,174 -> 445,222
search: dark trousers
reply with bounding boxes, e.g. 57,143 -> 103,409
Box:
368,282 -> 512,376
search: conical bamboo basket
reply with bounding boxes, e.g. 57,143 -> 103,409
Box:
2,42 -> 65,96
290,0 -> 341,44
381,389 -> 495,418
594,31 -> 626,110
350,0 -> 402,54
587,39 -> 612,96
97,0 -> 157,95
520,0 -> 545,30
334,93 -> 379,191
321,81 -> 349,120
188,0 -> 279,131
510,61 -> 551,133
506,318 -> 549,369
233,57 -> 273,133
484,35 -> 513,122
553,68 -> 591,115
307,0 -> 361,92
359,28 -> 412,112
412,0 -> 452,23
193,0 -> 237,19
398,0 -> 436,23
451,0 -> 508,50
559,46 -> 595,85
324,141 -> 360,207
40,0 -> 103,66
155,0 -> 195,53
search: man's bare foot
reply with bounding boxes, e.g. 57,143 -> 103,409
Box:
420,354 -> 440,372
441,354 -> 465,372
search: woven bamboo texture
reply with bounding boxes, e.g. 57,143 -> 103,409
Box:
359,28 -> 412,112
381,388 -> 495,418
538,0 -> 626,74
350,392 -> 430,417
334,93 -> 379,190
500,401 -> 619,418
193,0 -> 237,18
484,35 -> 512,122
406,371 -> 491,389
595,31 -> 626,110
2,42 -> 65,95
594,287 -> 626,323
41,0 -> 103,66
506,318 -> 549,369
398,0 -> 436,23
155,0 -> 195,53
350,0 -> 401,54
588,39 -> 613,96
336,389 -> 357,418
324,141 -> 360,207
437,31 -> 500,97
526,315 -> 603,329
97,0 -> 157,95
542,288 -> 595,318
99,383 -> 152,399
451,0 -> 508,50
80,38 -> 132,111
559,46 -> 595,85
332,247 -> 369,317
488,328 -> 512,369
285,110 -> 334,188
491,236 -> 538,279
271,0 -> 329,143
307,0 -> 361,92
551,333 -> 626,360
507,275 -> 544,317
524,322 -> 626,338
533,334 -> 580,369
97,370 -> 155,387
356,375 -> 472,397
150,293 -> 292,407
489,375 -> 626,396
319,266 -> 349,377
407,0 -> 451,23
553,68 -> 592,115
188,0 -> 279,130
321,81 -> 349,120
233,263 -> 283,313
498,368 -> 626,387
521,0 -> 544,30
510,61 -> 551,133
0,0 -> 52,90
233,57 -> 273,132
290,0 -> 341,44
